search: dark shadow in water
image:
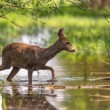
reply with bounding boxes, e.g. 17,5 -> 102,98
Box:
2,83 -> 57,110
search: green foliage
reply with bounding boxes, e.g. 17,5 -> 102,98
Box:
0,0 -> 61,19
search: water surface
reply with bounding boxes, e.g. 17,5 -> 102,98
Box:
0,33 -> 110,110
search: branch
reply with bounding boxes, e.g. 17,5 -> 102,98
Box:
0,0 -> 61,27
67,0 -> 110,23
0,10 -> 11,17
12,11 -> 46,24
104,15 -> 110,23
3,16 -> 23,28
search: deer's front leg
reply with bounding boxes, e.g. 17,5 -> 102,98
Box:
42,65 -> 56,84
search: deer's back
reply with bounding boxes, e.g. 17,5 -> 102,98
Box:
2,43 -> 43,69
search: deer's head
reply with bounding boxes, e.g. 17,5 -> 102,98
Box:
57,28 -> 75,52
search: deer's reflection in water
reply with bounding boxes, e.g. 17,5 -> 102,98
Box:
2,83 -> 57,110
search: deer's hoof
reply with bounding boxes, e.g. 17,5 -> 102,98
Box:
7,78 -> 12,82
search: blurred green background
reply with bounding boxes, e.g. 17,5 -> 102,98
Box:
0,0 -> 110,60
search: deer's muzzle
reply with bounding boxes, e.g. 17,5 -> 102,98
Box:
69,49 -> 75,52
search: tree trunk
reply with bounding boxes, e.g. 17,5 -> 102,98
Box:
90,0 -> 110,9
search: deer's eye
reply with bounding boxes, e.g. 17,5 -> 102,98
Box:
66,42 -> 69,44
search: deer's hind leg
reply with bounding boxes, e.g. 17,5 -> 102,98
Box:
7,66 -> 20,82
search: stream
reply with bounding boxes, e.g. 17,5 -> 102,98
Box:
0,30 -> 110,110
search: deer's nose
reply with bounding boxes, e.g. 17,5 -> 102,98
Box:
69,48 -> 75,52
71,49 -> 75,52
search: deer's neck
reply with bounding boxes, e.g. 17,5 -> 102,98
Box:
41,40 -> 62,60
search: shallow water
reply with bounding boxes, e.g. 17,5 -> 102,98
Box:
0,56 -> 110,110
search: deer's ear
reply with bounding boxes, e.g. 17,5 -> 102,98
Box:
58,28 -> 64,39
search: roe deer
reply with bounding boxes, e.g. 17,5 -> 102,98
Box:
0,28 -> 75,85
